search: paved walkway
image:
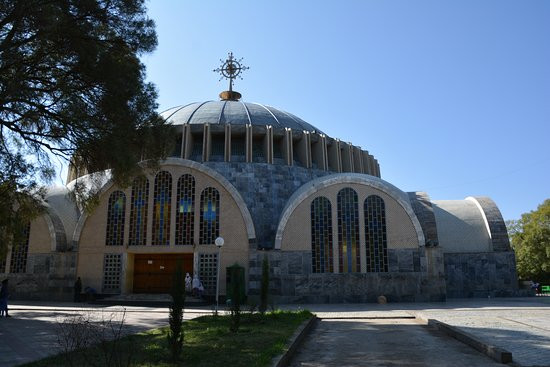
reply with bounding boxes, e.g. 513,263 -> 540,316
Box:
282,297 -> 550,367
0,297 -> 549,367
289,318 -> 503,367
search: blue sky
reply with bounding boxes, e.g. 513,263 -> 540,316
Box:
140,0 -> 550,221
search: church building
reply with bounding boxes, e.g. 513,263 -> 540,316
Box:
1,54 -> 518,303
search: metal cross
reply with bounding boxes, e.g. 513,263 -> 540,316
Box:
213,52 -> 249,92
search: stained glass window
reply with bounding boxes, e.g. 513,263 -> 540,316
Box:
129,176 -> 149,246
152,171 -> 172,246
337,188 -> 360,273
10,222 -> 30,273
200,187 -> 220,244
311,197 -> 333,273
103,253 -> 122,293
365,195 -> 388,272
106,191 -> 126,246
176,174 -> 195,246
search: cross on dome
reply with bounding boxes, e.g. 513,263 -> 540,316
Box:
213,52 -> 249,101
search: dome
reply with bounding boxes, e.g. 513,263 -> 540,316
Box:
160,100 -> 323,134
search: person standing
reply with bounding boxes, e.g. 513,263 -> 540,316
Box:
192,273 -> 200,297
0,279 -> 10,317
74,277 -> 82,302
185,272 -> 192,294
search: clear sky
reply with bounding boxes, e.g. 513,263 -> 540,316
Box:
139,0 -> 550,221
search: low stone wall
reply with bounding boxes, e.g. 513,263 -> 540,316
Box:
444,251 -> 518,298
248,249 -> 446,303
2,252 -> 77,301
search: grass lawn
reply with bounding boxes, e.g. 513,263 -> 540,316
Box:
23,310 -> 313,367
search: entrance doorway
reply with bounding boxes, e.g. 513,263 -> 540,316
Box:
133,254 -> 194,293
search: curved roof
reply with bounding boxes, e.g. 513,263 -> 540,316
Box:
432,200 -> 491,253
160,100 -> 322,134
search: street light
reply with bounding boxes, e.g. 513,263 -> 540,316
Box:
215,236 -> 224,315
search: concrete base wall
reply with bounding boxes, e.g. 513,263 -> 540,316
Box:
444,251 -> 519,298
2,252 -> 77,301
248,249 -> 446,303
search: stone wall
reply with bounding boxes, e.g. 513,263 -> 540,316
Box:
248,248 -> 446,303
203,162 -> 331,249
5,252 -> 77,301
444,251 -> 519,298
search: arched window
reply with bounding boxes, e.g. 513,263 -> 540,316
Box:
200,187 -> 219,244
129,176 -> 149,246
337,188 -> 360,273
311,197 -> 333,273
10,222 -> 30,273
176,174 -> 195,245
153,171 -> 172,246
106,191 -> 126,246
364,195 -> 388,272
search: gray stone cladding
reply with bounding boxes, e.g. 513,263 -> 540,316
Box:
408,192 -> 439,247
470,196 -> 511,252
248,249 -> 446,303
4,252 -> 77,301
202,162 -> 332,249
444,251 -> 519,298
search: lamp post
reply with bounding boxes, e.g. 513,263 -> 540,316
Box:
215,236 -> 224,315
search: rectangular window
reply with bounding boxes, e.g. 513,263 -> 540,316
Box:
10,222 -> 30,274
103,254 -> 122,293
199,253 -> 218,296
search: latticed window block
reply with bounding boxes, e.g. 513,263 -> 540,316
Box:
337,188 -> 360,273
200,187 -> 220,244
103,254 -> 122,293
152,171 -> 172,246
365,195 -> 388,272
199,253 -> 218,296
129,177 -> 149,246
176,174 -> 195,246
10,222 -> 30,274
311,197 -> 333,273
0,258 -> 6,273
106,191 -> 126,246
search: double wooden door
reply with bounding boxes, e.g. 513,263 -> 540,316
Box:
133,254 -> 193,293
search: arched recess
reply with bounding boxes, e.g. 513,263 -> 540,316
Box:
72,158 -> 256,246
274,173 -> 425,250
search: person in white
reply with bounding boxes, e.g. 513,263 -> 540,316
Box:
192,273 -> 200,297
185,272 -> 192,293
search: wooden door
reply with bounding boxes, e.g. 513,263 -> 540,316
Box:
133,254 -> 193,293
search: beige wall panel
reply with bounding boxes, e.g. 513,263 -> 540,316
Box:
28,216 -> 52,254
77,252 -> 107,291
281,183 -> 419,252
76,163 -> 250,295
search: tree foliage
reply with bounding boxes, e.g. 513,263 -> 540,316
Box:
509,199 -> 550,282
167,261 -> 185,361
0,0 -> 173,253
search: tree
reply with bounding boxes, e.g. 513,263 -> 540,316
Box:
167,261 -> 185,361
509,199 -> 550,282
0,0 -> 173,254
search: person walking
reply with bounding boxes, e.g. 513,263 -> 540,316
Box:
0,279 -> 10,317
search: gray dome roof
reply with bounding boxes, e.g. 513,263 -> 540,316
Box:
160,100 -> 322,133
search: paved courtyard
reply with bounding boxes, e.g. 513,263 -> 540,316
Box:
0,297 -> 549,367
289,318 -> 503,367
